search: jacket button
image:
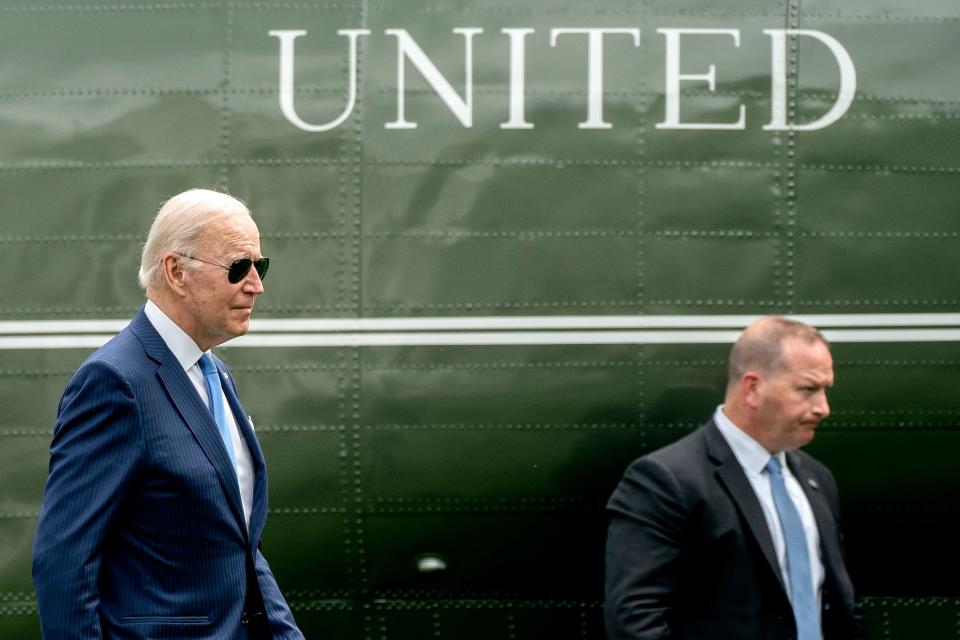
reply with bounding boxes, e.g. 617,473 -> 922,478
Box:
241,613 -> 250,625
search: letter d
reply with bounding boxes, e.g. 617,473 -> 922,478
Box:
764,29 -> 856,131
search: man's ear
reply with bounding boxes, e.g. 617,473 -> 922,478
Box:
740,372 -> 762,410
161,253 -> 188,297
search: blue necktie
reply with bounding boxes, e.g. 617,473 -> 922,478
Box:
766,456 -> 821,640
198,353 -> 237,470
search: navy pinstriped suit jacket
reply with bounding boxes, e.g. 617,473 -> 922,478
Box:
33,308 -> 303,639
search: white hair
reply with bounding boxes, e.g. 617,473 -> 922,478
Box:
138,189 -> 252,291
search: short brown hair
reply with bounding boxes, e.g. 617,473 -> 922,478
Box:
727,316 -> 829,387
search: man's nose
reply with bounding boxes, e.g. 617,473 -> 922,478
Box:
242,267 -> 265,294
812,391 -> 830,418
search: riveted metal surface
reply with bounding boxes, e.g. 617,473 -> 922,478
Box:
1,1 -> 958,638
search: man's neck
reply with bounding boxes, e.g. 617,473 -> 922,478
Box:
146,292 -> 208,351
720,402 -> 776,454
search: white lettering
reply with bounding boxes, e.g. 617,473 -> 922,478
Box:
384,28 -> 483,129
764,29 -> 857,131
270,25 -> 856,133
269,29 -> 370,132
549,28 -> 641,129
500,28 -> 535,129
656,28 -> 745,130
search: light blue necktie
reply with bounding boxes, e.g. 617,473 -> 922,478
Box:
766,456 -> 821,640
198,353 -> 237,470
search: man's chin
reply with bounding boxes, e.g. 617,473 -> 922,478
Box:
225,317 -> 251,339
796,425 -> 819,447
231,308 -> 254,327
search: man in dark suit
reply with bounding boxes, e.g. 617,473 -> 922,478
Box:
605,317 -> 864,640
33,189 -> 303,639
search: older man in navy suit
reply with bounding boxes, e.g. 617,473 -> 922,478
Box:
605,317 -> 864,640
33,189 -> 303,639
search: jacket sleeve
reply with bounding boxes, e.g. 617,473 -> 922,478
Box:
254,545 -> 305,639
605,457 -> 690,640
32,361 -> 144,639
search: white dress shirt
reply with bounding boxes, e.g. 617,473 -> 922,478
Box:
713,405 -> 824,604
144,300 -> 255,529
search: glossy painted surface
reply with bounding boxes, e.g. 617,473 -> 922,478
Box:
0,1 -> 958,637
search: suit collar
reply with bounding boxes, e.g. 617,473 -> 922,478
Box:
143,300 -> 204,372
129,307 -> 169,364
785,451 -> 821,495
703,421 -> 786,592
131,308 -> 250,536
713,405 -> 776,477
709,423 -> 852,604
219,369 -> 269,541
787,452 -> 846,583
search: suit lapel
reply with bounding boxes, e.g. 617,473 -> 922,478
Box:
787,452 -> 845,583
217,361 -> 270,542
130,310 -> 248,533
703,422 -> 786,592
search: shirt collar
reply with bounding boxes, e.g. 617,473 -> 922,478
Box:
713,405 -> 784,476
144,300 -> 206,372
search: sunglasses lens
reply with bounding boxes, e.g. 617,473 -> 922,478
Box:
226,257 -> 269,284
254,257 -> 270,281
227,258 -> 253,284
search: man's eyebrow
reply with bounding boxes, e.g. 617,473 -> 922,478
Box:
798,371 -> 831,384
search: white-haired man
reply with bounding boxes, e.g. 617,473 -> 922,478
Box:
33,189 -> 303,639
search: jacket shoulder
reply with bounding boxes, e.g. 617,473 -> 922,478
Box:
645,425 -> 710,465
608,424 -> 713,512
68,326 -> 151,386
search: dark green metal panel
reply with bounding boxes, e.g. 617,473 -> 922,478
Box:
1,1 -> 958,638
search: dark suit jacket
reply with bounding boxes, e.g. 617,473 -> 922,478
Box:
33,308 -> 302,639
605,421 -> 864,640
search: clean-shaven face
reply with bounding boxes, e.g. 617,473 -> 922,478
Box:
180,214 -> 265,349
754,337 -> 834,452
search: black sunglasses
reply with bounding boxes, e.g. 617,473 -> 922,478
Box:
177,253 -> 270,284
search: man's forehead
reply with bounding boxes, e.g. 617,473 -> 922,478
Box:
781,334 -> 829,356
204,212 -> 257,234
778,335 -> 831,363
781,338 -> 833,375
199,216 -> 260,248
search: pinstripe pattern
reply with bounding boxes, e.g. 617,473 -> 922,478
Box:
33,308 -> 302,639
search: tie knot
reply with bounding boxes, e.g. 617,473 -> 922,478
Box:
197,353 -> 217,376
766,456 -> 784,477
